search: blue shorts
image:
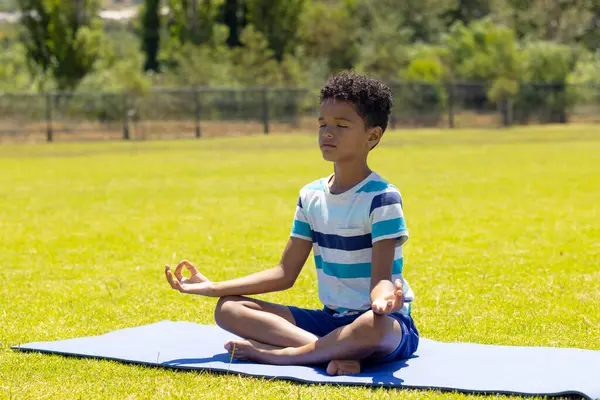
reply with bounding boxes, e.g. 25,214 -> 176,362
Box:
287,305 -> 419,365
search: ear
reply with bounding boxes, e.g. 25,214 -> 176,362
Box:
367,127 -> 383,150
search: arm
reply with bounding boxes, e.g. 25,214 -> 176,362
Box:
165,237 -> 312,298
370,238 -> 404,314
210,237 -> 312,297
370,238 -> 397,299
368,188 -> 408,314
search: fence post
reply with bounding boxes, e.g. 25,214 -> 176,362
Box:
447,83 -> 455,129
122,92 -> 130,140
500,97 -> 513,127
45,92 -> 53,142
291,89 -> 299,128
558,83 -> 567,123
194,87 -> 201,138
262,87 -> 269,135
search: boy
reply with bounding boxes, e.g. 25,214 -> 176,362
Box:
165,71 -> 419,376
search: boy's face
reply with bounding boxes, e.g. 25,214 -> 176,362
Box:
318,98 -> 382,163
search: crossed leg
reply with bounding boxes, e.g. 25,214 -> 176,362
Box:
214,295 -> 318,347
214,296 -> 403,375
214,295 -> 357,374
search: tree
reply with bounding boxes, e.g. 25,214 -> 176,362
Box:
566,50 -> 600,109
141,0 -> 161,72
165,0 -> 224,46
514,41 -> 580,123
164,25 -> 233,86
352,0 -> 456,78
246,0 -> 305,61
354,12 -> 411,81
403,47 -> 448,125
443,18 -> 521,82
576,0 -> 600,51
0,42 -> 35,91
297,0 -> 359,73
230,25 -> 281,86
355,0 -> 455,43
0,0 -> 17,11
443,0 -> 491,27
17,0 -> 105,91
441,18 -> 522,120
218,0 -> 247,47
160,0 -> 226,72
495,0 -> 600,48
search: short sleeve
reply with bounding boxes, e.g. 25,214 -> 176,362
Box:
290,194 -> 313,242
369,188 -> 408,245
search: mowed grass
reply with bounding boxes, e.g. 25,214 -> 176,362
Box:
0,125 -> 599,399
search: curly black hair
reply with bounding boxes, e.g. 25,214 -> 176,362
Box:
320,71 -> 393,134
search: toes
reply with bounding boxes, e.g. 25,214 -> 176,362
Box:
326,361 -> 339,376
224,341 -> 249,360
344,361 -> 361,375
224,341 -> 234,351
224,340 -> 243,351
326,360 -> 361,376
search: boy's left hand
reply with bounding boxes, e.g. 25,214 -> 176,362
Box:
371,279 -> 404,315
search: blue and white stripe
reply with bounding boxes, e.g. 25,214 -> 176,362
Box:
290,172 -> 414,315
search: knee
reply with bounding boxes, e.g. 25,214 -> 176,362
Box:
351,311 -> 394,349
214,295 -> 244,328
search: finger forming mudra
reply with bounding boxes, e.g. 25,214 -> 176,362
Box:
165,260 -> 205,292
174,260 -> 202,283
394,278 -> 404,302
372,279 -> 404,315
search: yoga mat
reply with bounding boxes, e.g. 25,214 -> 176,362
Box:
11,320 -> 600,399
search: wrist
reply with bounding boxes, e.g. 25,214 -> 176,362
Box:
371,307 -> 386,316
207,281 -> 219,297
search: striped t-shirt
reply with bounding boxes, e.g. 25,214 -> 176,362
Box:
290,171 -> 414,316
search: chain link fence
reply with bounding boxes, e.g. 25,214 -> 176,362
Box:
1,82 -> 599,142
388,81 -> 600,129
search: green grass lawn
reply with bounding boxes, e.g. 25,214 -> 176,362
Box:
1,125 -> 599,399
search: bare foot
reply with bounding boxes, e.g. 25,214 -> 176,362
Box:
224,339 -> 280,363
326,359 -> 361,376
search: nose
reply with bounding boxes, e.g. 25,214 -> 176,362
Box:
322,127 -> 334,138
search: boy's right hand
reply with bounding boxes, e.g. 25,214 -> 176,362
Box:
165,260 -> 214,296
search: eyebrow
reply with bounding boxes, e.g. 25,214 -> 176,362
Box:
317,117 -> 353,122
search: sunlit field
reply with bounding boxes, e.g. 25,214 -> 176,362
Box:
1,125 -> 599,399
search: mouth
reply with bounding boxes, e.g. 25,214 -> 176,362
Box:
321,144 -> 336,149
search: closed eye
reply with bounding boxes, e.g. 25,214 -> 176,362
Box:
318,123 -> 349,128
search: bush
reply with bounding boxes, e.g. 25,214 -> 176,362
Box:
398,55 -> 445,125
513,42 -> 576,124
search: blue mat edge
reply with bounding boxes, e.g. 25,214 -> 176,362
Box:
9,320 -> 595,400
9,346 -> 594,399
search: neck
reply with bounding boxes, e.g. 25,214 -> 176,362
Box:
330,159 -> 371,194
